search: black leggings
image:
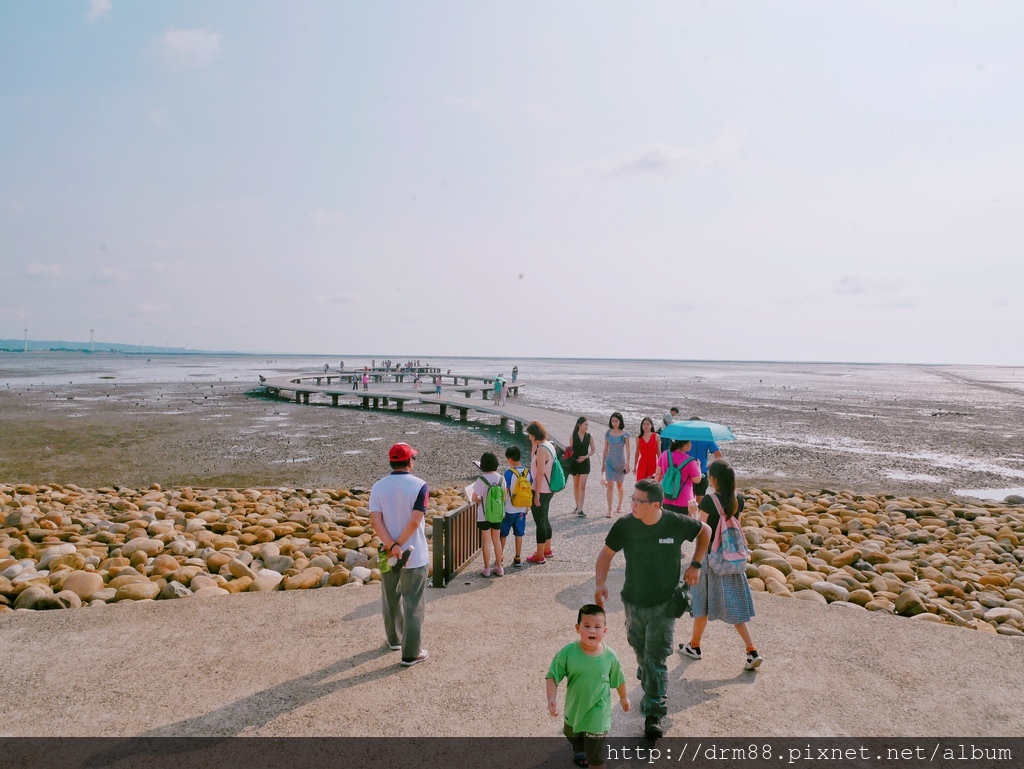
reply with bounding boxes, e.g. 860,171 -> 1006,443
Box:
531,492 -> 553,543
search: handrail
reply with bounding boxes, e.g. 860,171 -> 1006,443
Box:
432,500 -> 481,588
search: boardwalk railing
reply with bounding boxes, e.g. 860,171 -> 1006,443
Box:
431,500 -> 481,588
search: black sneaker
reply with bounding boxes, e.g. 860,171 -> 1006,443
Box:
679,642 -> 702,660
644,716 -> 664,739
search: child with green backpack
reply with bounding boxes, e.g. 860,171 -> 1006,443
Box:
472,452 -> 506,577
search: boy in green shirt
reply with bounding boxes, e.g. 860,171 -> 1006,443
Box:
546,604 -> 630,767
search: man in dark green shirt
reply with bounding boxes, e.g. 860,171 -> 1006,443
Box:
595,479 -> 711,739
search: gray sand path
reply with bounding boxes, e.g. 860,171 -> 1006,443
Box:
2,569 -> 1022,737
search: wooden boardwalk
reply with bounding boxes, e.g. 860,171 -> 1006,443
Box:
258,370 -> 584,451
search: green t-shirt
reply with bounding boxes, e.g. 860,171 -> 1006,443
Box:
546,641 -> 625,734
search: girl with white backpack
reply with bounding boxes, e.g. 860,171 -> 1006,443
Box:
679,459 -> 763,671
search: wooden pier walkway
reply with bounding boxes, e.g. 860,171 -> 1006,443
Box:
258,370 -> 584,452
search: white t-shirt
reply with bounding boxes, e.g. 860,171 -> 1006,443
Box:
368,471 -> 430,569
472,471 -> 504,522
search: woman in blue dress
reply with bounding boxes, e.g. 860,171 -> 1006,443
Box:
601,411 -> 631,517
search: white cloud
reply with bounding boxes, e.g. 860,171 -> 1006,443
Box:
313,293 -> 357,305
86,0 -> 111,22
148,108 -> 170,129
583,129 -> 745,180
25,262 -> 63,279
443,94 -> 486,111
162,28 -> 222,69
309,209 -> 348,229
834,274 -> 870,294
91,267 -> 127,285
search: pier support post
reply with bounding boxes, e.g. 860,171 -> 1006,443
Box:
501,417 -> 508,431
515,421 -> 523,435
396,400 -> 404,412
459,408 -> 468,421
373,397 -> 380,409
331,395 -> 339,406
440,404 -> 447,417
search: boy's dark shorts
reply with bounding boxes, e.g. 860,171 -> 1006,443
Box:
477,520 -> 501,531
693,476 -> 709,496
563,723 -> 607,766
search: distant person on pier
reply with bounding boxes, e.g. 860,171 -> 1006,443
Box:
634,417 -> 660,481
526,421 -> 557,564
512,366 -> 518,383
602,412 -> 631,517
339,361 -> 344,372
368,442 -> 430,667
568,416 -> 596,518
686,415 -> 723,504
499,379 -> 509,406
362,373 -> 369,391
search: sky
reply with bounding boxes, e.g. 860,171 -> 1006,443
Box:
1,1 -> 1022,364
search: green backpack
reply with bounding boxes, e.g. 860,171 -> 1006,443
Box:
661,452 -> 695,498
480,476 -> 506,523
546,443 -> 566,493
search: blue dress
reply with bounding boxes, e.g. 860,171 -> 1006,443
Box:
604,430 -> 629,482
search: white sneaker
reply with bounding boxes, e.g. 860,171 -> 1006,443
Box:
745,650 -> 763,670
680,642 -> 702,660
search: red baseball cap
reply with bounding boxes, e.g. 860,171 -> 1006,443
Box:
388,442 -> 418,462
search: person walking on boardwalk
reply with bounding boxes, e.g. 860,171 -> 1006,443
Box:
526,421 -> 556,564
601,412 -> 631,518
679,459 -> 762,671
512,365 -> 519,383
368,443 -> 430,666
594,479 -> 710,739
633,417 -> 660,481
568,416 -> 596,518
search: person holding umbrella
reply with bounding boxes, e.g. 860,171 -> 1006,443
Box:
686,415 -> 724,503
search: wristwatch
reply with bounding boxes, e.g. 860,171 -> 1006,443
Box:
690,560 -> 702,569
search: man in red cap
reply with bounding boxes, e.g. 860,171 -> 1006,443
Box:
368,442 -> 431,666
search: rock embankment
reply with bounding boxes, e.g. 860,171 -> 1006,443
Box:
0,483 -> 466,612
743,488 -> 1024,637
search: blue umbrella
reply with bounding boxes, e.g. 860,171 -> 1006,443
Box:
660,420 -> 736,443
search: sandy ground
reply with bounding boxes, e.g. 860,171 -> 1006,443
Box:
2,364 -> 1024,738
1,562 -> 1023,738
2,362 -> 1023,497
